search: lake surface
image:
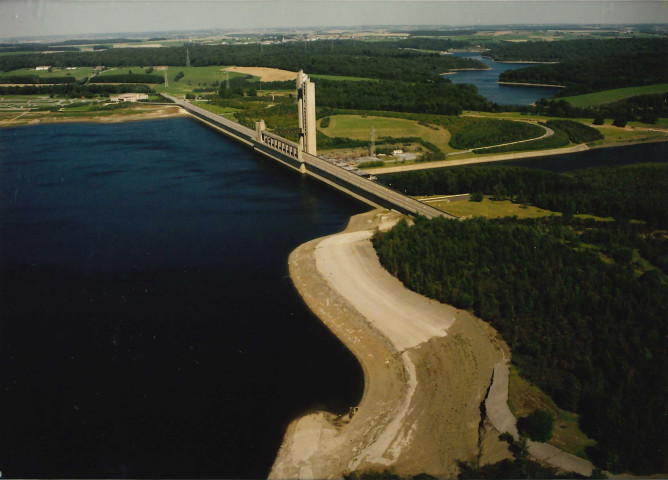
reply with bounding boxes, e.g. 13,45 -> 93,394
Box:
0,118 -> 367,478
446,52 -> 561,106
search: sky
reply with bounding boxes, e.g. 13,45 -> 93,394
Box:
1,0 -> 667,40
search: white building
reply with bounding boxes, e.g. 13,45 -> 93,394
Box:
109,93 -> 149,103
35,66 -> 51,71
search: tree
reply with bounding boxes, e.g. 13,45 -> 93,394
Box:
612,117 -> 627,128
517,410 -> 555,442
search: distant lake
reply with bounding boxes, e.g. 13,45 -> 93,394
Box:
446,52 -> 561,106
0,118 -> 366,478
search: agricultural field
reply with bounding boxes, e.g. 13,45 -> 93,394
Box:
0,66 -> 95,81
94,66 -> 249,95
560,83 -> 668,107
319,114 -> 453,152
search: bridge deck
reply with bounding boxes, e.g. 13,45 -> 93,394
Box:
163,94 -> 453,220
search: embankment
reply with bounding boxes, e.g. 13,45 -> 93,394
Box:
269,210 -> 510,479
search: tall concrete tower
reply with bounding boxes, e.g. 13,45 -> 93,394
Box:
297,70 -> 317,156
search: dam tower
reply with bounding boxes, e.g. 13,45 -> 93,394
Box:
297,70 -> 317,156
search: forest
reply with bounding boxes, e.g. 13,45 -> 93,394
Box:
488,38 -> 668,62
0,41 -> 485,83
492,38 -> 668,96
381,163 -> 668,228
0,83 -> 153,97
373,163 -> 668,474
499,53 -> 668,96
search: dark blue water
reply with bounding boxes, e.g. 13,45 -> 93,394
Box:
476,141 -> 668,172
0,118 -> 367,478
446,52 -> 560,106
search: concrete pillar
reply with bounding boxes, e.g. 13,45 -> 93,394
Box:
256,119 -> 266,141
297,70 -> 317,157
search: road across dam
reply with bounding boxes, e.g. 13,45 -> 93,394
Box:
163,94 -> 453,220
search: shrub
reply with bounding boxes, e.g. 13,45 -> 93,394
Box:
517,410 -> 555,442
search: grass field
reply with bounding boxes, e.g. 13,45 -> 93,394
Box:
1,67 -> 95,80
422,197 -> 559,219
560,84 -> 668,107
320,114 -> 453,152
95,66 -> 249,96
420,196 -> 613,222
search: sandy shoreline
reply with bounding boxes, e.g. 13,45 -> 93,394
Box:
270,210 -> 512,478
0,104 -> 187,128
498,81 -> 565,88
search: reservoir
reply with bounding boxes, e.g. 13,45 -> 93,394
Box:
0,118 -> 366,478
447,52 -> 561,106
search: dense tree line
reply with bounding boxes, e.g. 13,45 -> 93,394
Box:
446,119 -> 543,149
395,37 -> 469,51
544,120 -> 603,143
381,163 -> 668,228
512,93 -> 668,125
0,75 -> 76,84
467,118 -> 603,154
217,75 -> 492,116
488,38 -> 668,62
0,83 -> 153,97
471,127 -> 569,154
314,79 -> 489,115
499,53 -> 668,96
0,41 -> 486,83
373,212 -> 667,474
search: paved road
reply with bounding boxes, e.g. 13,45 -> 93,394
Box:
485,363 -> 596,477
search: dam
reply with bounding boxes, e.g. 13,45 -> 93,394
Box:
162,73 -> 452,220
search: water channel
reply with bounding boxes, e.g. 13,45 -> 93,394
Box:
446,52 -> 561,105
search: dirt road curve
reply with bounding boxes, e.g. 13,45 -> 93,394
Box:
270,210 -> 510,479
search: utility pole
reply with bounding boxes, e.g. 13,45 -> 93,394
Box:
370,125 -> 376,156
164,67 -> 168,88
186,48 -> 191,67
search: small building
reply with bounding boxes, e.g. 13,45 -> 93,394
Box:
94,66 -> 105,72
109,93 -> 149,103
392,149 -> 404,156
35,66 -> 51,71
153,66 -> 168,71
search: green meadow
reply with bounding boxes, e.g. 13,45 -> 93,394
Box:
560,84 -> 668,107
319,114 -> 453,152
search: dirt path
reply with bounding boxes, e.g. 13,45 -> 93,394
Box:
270,210 -> 509,479
486,363 -> 595,477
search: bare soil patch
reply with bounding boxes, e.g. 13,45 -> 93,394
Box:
223,66 -> 297,82
270,210 -> 509,479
